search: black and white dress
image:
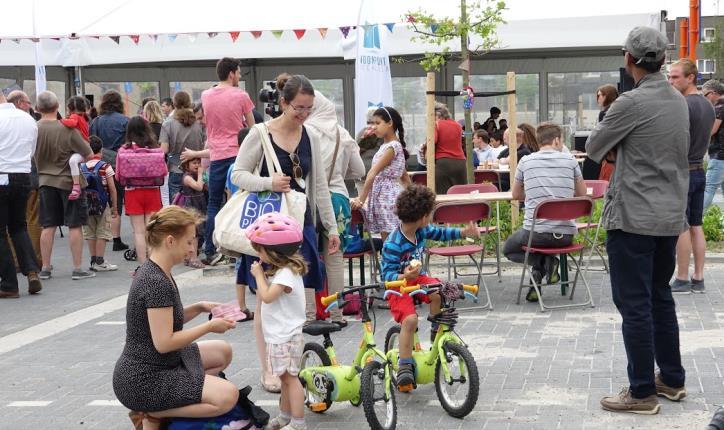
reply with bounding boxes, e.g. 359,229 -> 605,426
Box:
113,260 -> 204,412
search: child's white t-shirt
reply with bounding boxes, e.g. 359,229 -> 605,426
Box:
261,267 -> 306,344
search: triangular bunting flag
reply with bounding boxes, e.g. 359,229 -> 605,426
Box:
230,31 -> 240,42
129,35 -> 140,45
149,34 -> 158,43
12,39 -> 20,44
271,30 -> 283,39
168,34 -> 177,42
187,33 -> 198,43
110,36 -> 120,44
361,23 -> 371,32
90,35 -> 101,40
251,31 -> 262,39
31,38 -> 40,43
51,37 -> 61,41
318,28 -> 328,39
430,24 -> 439,33
207,32 -> 218,39
385,23 -> 395,33
339,26 -> 351,38
293,29 -> 306,40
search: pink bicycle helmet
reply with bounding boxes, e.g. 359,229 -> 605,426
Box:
246,212 -> 303,255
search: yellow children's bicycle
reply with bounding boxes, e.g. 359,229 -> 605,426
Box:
297,281 -> 407,430
382,281 -> 481,419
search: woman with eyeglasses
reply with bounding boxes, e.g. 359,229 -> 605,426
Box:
596,84 -> 619,181
231,73 -> 340,393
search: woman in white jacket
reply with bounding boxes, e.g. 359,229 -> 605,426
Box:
306,92 -> 365,326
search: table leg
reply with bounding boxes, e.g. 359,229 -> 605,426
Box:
559,254 -> 568,295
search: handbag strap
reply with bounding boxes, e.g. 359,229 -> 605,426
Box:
327,127 -> 341,185
253,123 -> 279,177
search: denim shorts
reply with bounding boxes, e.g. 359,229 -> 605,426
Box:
686,169 -> 706,226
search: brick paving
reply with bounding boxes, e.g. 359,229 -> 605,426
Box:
1,231 -> 724,429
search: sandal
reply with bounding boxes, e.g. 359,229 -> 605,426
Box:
236,308 -> 254,323
261,373 -> 281,393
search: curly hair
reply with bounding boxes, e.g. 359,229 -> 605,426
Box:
395,184 -> 436,223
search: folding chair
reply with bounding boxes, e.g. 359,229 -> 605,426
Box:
447,183 -> 502,283
575,180 -> 609,274
516,197 -> 595,312
426,201 -> 493,310
410,171 -> 427,187
343,208 -> 381,285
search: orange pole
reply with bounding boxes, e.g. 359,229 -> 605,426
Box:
689,0 -> 700,61
680,18 -> 689,59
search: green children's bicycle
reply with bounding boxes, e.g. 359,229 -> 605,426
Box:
297,281 -> 408,430
382,281 -> 481,419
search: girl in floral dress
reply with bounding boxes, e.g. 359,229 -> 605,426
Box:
351,106 -> 410,241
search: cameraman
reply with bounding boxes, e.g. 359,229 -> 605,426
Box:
200,57 -> 255,265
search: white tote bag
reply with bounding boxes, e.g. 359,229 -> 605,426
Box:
213,123 -> 307,257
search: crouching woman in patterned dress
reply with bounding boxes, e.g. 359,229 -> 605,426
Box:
113,206 -> 238,430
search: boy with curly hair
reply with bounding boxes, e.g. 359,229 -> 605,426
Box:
380,184 -> 479,390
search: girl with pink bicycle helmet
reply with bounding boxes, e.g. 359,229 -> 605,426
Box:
246,212 -> 304,257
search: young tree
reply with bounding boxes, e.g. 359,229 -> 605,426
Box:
702,23 -> 724,80
407,0 -> 506,182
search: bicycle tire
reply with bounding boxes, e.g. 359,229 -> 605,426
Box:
300,342 -> 332,413
361,361 -> 397,430
434,342 -> 479,418
384,325 -> 401,353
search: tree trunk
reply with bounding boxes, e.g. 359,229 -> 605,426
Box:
460,0 -> 474,184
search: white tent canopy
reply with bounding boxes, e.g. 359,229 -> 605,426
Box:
0,0 -> 662,66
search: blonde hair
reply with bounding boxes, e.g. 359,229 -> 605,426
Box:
143,100 -> 164,124
145,206 -> 201,249
672,58 -> 698,77
252,243 -> 308,277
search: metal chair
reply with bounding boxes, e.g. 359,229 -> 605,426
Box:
426,201 -> 493,310
575,180 -> 609,274
343,208 -> 381,285
447,183 -> 502,283
409,171 -> 428,187
474,170 -> 500,187
516,197 -> 595,312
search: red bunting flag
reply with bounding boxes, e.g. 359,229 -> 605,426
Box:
129,35 -> 140,45
318,28 -> 328,39
230,31 -> 240,42
339,26 -> 351,38
293,29 -> 306,40
251,31 -> 262,39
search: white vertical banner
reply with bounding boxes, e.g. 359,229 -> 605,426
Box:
34,40 -> 47,95
354,19 -> 394,135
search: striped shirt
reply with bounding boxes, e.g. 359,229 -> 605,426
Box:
381,225 -> 462,281
515,149 -> 582,235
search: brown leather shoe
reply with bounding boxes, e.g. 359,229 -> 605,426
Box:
27,272 -> 42,295
0,290 -> 20,299
655,372 -> 686,401
600,387 -> 660,414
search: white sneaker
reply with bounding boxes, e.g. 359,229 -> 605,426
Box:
280,422 -> 306,430
266,415 -> 291,430
91,261 -> 119,272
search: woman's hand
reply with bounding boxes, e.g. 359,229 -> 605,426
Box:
461,221 -> 481,239
327,234 -> 341,254
271,172 -> 292,192
350,197 -> 364,210
207,318 -> 236,334
250,261 -> 265,278
195,301 -> 222,313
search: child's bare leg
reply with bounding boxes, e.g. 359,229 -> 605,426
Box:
280,372 -> 305,420
429,292 -> 441,315
399,314 -> 418,359
68,153 -> 83,200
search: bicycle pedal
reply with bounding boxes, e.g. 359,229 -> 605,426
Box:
309,402 -> 327,412
397,383 -> 415,392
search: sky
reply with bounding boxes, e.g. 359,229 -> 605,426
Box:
503,0 -> 721,20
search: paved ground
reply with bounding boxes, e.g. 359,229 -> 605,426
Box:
1,223 -> 724,429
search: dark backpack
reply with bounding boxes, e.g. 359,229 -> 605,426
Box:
81,161 -> 109,216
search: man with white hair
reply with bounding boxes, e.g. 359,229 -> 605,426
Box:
0,91 -> 42,297
34,91 -> 94,280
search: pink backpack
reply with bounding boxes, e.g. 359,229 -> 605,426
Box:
116,143 -> 168,187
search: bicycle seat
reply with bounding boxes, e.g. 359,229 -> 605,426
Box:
302,320 -> 342,337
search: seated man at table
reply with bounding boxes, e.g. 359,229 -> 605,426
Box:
503,122 -> 587,302
472,129 -> 495,168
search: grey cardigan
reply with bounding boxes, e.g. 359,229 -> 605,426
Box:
231,123 -> 337,234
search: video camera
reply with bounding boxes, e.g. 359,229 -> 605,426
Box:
259,81 -> 282,118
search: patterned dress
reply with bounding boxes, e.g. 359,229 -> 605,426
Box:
113,260 -> 204,412
366,140 -> 406,233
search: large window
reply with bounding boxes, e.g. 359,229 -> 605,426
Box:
310,79 -> 345,127
169,81 -> 218,101
23,80 -> 67,116
453,74 -> 540,130
547,71 -> 619,141
391,77 -> 427,154
84,81 -> 159,116
0,78 -> 19,93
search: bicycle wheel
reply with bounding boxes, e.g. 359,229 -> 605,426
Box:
384,325 -> 401,353
434,342 -> 479,418
300,342 -> 332,413
361,361 -> 397,430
